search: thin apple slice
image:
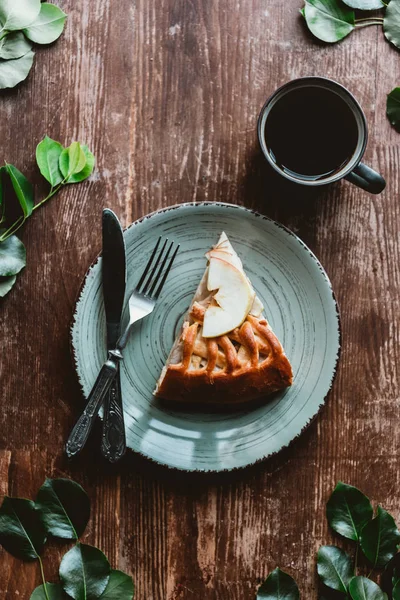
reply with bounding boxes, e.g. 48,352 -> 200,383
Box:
250,294 -> 264,317
206,232 -> 243,271
203,256 -> 255,338
206,249 -> 243,271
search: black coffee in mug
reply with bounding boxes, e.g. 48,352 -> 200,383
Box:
265,87 -> 359,181
258,77 -> 386,194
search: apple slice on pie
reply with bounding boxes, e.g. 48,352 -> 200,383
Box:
154,232 -> 293,406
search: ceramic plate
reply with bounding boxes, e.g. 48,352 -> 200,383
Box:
72,203 -> 340,471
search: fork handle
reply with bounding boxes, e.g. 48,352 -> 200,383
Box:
65,357 -> 119,459
100,367 -> 126,462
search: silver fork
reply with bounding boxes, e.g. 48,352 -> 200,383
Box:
65,237 -> 179,459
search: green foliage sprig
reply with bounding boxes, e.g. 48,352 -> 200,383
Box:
0,136 -> 95,298
257,568 -> 300,599
0,478 -> 135,600
257,482 -> 400,599
0,0 -> 67,89
387,87 -> 400,130
300,0 -> 390,45
300,0 -> 400,133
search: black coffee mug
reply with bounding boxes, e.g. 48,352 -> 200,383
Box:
257,77 -> 386,194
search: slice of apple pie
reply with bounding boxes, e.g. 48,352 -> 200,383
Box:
154,232 -> 293,406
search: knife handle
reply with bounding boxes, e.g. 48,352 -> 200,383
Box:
100,368 -> 126,462
65,357 -> 118,459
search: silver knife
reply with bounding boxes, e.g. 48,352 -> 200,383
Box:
100,209 -> 127,462
65,209 -> 126,460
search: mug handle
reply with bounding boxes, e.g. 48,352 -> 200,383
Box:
345,162 -> 386,195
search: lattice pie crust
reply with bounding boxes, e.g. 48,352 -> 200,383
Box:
155,250 -> 293,406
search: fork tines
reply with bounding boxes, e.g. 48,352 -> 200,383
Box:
137,237 -> 179,298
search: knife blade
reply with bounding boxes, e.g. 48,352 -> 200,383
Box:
100,208 -> 127,462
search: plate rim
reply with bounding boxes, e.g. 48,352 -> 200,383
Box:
70,201 -> 342,472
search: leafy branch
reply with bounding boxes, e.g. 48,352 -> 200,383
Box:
387,87 -> 400,130
300,0 -> 400,46
300,0 -> 400,134
0,478 -> 135,599
0,0 -> 67,89
256,482 -> 400,599
0,136 -> 95,298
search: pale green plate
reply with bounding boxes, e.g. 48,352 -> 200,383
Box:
72,203 -> 340,471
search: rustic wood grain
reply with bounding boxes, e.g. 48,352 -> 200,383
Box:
1,0 -> 399,598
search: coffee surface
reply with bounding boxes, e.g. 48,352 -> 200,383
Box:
265,86 -> 359,180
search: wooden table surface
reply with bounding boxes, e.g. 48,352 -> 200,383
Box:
1,1 -> 399,598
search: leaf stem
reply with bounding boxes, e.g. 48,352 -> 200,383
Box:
0,179 -> 67,242
356,17 -> 384,22
0,215 -> 25,242
38,556 -> 50,600
355,21 -> 384,28
32,183 -> 64,212
354,543 -> 359,574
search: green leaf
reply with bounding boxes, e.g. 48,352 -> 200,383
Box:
303,0 -> 355,43
360,506 -> 400,568
0,166 -> 6,223
384,0 -> 400,50
36,136 -> 64,186
0,32 -> 32,60
67,145 -> 95,184
393,567 -> 400,600
0,50 -> 34,89
381,554 -> 400,597
24,3 -> 67,45
0,274 -> 17,296
327,482 -> 373,541
342,0 -> 383,8
0,0 -> 41,31
59,142 -> 87,182
349,576 -> 386,600
59,543 -> 111,600
387,87 -> 400,132
0,496 -> 46,560
36,478 -> 90,540
317,546 -> 353,593
0,235 -> 26,276
256,567 -> 300,599
99,570 -> 135,599
30,583 -> 64,599
319,595 -> 354,600
5,164 -> 34,217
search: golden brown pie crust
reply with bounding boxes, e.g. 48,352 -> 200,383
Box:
155,303 -> 293,406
